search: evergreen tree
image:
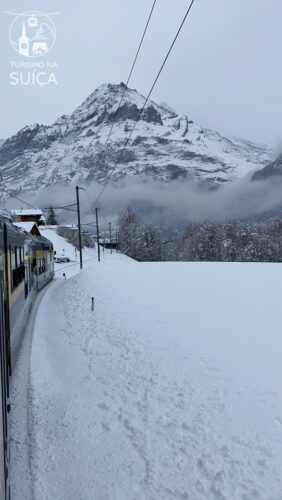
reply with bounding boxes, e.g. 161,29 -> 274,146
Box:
118,207 -> 161,261
46,206 -> 58,225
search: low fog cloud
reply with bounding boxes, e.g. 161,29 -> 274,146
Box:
6,174 -> 282,232
91,175 -> 282,226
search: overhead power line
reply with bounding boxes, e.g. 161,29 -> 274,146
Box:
10,194 -> 78,227
83,188 -> 95,206
96,0 -> 157,157
84,0 -> 157,194
10,195 -> 77,213
91,0 -> 197,208
43,206 -> 77,213
126,0 -> 157,86
11,194 -> 39,210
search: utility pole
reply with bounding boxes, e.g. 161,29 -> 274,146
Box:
95,207 -> 101,262
109,222 -> 112,254
76,185 -> 83,270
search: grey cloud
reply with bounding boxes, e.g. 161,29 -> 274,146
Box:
6,174 -> 282,234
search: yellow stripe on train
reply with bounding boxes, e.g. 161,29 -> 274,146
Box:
36,250 -> 45,259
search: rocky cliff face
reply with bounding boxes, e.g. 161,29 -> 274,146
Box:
0,82 -> 271,195
252,153 -> 282,181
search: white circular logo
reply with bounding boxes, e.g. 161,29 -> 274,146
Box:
9,10 -> 56,58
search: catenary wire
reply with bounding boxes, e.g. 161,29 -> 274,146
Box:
84,0 -> 157,192
85,0 -> 197,221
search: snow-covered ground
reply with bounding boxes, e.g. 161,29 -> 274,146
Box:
40,226 -> 96,278
10,243 -> 282,499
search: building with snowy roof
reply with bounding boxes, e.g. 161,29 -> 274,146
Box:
11,208 -> 45,225
13,221 -> 41,236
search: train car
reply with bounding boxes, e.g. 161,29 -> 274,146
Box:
5,223 -> 37,367
0,284 -> 9,500
0,219 -> 54,499
32,233 -> 54,291
0,224 -> 11,500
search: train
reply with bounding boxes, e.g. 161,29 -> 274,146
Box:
0,219 -> 54,499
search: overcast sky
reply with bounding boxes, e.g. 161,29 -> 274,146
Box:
0,0 -> 281,144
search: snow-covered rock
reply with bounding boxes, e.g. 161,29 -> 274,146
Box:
0,82 -> 271,194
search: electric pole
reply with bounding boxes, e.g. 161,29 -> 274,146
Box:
109,222 -> 112,254
76,185 -> 83,270
95,207 -> 101,262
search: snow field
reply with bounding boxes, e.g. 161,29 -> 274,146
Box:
40,226 -> 96,279
10,248 -> 282,499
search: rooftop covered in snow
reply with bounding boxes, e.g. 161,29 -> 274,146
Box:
11,209 -> 43,216
13,221 -> 40,234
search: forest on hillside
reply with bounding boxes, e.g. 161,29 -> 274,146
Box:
118,207 -> 282,263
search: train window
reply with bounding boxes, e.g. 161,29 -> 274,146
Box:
17,246 -> 24,283
42,258 -> 46,274
38,258 -> 46,275
17,247 -> 20,265
29,259 -> 34,289
15,246 -> 19,284
20,247 -> 25,281
9,246 -> 13,291
10,246 -> 25,291
19,247 -> 23,282
10,246 -> 17,290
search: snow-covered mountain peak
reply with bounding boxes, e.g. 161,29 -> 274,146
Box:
69,82 -> 175,129
0,82 -> 272,195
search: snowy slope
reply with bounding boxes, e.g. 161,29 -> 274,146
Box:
10,252 -> 282,499
41,226 -> 77,259
0,83 -> 271,195
40,226 -> 96,277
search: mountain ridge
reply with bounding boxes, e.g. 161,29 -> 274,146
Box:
0,82 -> 272,196
252,153 -> 282,181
